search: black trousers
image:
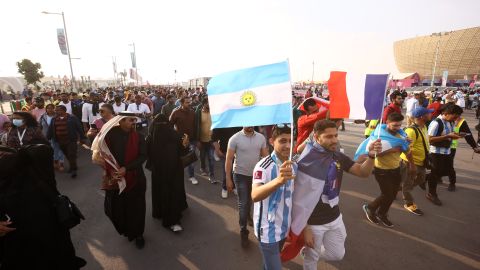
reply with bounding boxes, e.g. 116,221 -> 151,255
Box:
448,149 -> 456,184
368,168 -> 402,216
427,153 -> 454,195
59,142 -> 78,171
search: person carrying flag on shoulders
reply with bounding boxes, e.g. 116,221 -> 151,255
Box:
280,120 -> 382,269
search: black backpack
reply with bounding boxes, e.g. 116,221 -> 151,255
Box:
429,118 -> 452,148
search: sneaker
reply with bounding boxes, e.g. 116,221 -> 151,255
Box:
403,204 -> 424,216
221,189 -> 228,199
447,183 -> 456,192
135,236 -> 145,249
240,230 -> 249,248
209,177 -> 218,184
199,169 -> 208,176
426,193 -> 442,206
377,215 -> 394,228
362,204 -> 379,224
233,188 -> 238,196
189,177 -> 198,185
170,224 -> 183,233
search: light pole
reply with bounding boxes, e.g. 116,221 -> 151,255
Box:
129,43 -> 139,86
430,32 -> 449,88
42,11 -> 75,92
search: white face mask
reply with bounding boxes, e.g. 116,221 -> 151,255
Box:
12,119 -> 24,127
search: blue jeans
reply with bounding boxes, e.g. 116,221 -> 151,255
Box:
187,142 -> 196,178
259,239 -> 286,270
233,173 -> 252,232
50,140 -> 64,162
200,142 -> 214,177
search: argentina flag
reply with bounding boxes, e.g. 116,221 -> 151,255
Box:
353,124 -> 410,161
207,61 -> 292,129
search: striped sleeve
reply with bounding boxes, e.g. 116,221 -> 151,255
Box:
428,120 -> 439,136
252,157 -> 273,185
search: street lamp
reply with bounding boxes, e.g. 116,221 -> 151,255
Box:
430,31 -> 449,88
42,11 -> 76,92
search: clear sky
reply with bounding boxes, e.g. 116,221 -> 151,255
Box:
1,0 -> 479,84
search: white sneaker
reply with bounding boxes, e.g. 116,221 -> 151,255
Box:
170,224 -> 183,232
189,177 -> 198,185
221,189 -> 228,199
233,188 -> 238,196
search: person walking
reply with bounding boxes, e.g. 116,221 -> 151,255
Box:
47,105 -> 87,178
170,96 -> 198,185
6,111 -> 47,149
226,126 -> 269,248
425,104 -> 463,205
401,107 -> 433,216
195,98 -> 217,183
91,112 -> 147,249
146,114 -> 189,232
363,113 -> 414,227
39,104 -> 65,172
212,127 -> 241,199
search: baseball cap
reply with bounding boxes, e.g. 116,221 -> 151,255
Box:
412,107 -> 434,118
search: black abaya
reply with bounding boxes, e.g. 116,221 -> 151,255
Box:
146,118 -> 188,227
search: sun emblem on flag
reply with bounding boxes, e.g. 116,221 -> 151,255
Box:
240,91 -> 256,106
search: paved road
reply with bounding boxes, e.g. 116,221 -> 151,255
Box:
58,110 -> 480,270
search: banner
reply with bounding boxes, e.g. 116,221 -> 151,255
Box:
130,52 -> 136,68
441,70 -> 448,87
57,28 -> 68,55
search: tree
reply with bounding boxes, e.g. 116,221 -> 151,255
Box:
16,59 -> 45,86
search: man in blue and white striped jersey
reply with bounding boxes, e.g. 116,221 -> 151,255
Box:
426,104 -> 463,206
251,124 -> 295,270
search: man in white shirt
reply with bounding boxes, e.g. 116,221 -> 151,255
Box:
127,95 -> 151,133
59,93 -> 73,115
112,96 -> 128,115
82,93 -> 104,131
455,91 -> 465,108
406,93 -> 419,126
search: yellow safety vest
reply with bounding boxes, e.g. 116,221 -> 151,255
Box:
451,118 -> 465,149
364,119 -> 378,137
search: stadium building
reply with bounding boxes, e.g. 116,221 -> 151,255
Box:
393,26 -> 480,86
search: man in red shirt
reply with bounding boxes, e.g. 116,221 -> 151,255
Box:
295,98 -> 326,152
427,97 -> 443,119
382,90 -> 404,122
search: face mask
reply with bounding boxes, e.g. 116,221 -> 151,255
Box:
12,119 -> 24,127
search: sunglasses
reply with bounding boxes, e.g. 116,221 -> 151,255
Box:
275,123 -> 291,128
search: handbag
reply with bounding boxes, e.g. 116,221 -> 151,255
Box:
35,178 -> 85,230
181,150 -> 198,168
413,125 -> 432,169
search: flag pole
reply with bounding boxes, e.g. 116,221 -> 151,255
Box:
287,58 -> 294,161
377,73 -> 391,140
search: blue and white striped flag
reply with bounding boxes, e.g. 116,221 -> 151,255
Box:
207,61 -> 292,129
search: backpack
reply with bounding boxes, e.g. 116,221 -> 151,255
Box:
430,118 -> 452,148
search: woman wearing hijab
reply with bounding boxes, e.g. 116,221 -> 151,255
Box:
0,144 -> 86,269
6,111 -> 48,149
146,114 -> 189,232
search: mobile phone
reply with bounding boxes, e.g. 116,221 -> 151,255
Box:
458,132 -> 470,137
90,124 -> 98,129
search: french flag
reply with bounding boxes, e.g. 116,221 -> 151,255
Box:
328,72 -> 389,119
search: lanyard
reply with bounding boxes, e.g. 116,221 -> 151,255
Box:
17,128 -> 26,146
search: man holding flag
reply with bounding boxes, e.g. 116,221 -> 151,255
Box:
251,124 -> 295,269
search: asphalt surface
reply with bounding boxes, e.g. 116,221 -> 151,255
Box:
57,110 -> 480,270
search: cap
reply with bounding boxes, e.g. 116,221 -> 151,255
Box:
412,107 -> 434,118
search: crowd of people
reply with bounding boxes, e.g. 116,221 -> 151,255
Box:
0,84 -> 479,269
